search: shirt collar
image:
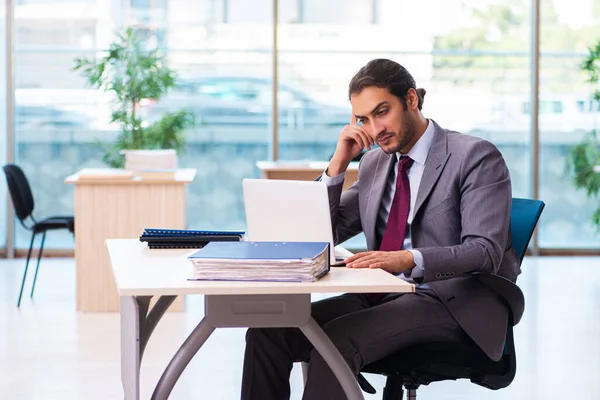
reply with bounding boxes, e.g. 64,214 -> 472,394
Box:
396,119 -> 434,167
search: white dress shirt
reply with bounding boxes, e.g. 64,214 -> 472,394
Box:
322,119 -> 436,285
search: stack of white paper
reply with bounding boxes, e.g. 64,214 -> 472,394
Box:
188,241 -> 330,282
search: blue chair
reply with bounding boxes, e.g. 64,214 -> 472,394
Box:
358,197 -> 545,399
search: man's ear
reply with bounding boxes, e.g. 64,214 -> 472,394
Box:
406,88 -> 419,110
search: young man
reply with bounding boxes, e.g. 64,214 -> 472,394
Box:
241,59 -> 518,400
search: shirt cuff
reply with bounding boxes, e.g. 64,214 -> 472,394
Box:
406,249 -> 424,278
320,168 -> 345,187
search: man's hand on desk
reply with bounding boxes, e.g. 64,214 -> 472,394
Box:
345,250 -> 415,274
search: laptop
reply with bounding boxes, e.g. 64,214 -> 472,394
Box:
242,178 -> 354,265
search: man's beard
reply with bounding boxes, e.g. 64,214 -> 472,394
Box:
380,113 -> 415,154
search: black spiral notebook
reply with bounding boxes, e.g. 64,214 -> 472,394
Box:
140,228 -> 245,249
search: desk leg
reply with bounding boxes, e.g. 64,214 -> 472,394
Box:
300,317 -> 365,400
140,296 -> 177,359
121,296 -> 143,400
121,295 -> 175,400
146,294 -> 363,400
151,317 -> 215,400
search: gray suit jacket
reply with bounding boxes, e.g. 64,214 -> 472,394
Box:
326,120 -> 519,361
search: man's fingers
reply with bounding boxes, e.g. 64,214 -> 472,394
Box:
347,263 -> 369,269
358,131 -> 372,150
347,254 -> 380,268
366,131 -> 375,146
344,126 -> 374,151
344,252 -> 367,263
344,251 -> 371,264
351,131 -> 366,150
348,125 -> 374,149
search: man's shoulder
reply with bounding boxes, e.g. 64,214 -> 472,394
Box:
443,127 -> 490,146
440,126 -> 500,156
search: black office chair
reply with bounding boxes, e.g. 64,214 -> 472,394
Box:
358,197 -> 545,399
2,164 -> 75,307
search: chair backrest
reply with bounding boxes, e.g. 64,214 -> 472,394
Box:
2,164 -> 35,222
510,198 -> 545,262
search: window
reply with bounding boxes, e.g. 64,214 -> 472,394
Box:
302,0 -> 372,24
577,100 -> 600,113
13,0 -> 272,248
5,0 -> 600,251
0,0 -> 6,249
538,0 -> 600,247
523,100 -> 563,115
226,0 -> 272,23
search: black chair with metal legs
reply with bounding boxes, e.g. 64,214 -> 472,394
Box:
2,164 -> 75,307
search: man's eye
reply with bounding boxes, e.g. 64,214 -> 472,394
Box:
378,109 -> 388,115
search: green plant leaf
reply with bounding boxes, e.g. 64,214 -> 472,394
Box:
566,38 -> 600,231
74,26 -> 191,165
145,110 -> 195,151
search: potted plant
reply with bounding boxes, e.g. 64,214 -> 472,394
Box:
566,38 -> 600,230
74,26 -> 194,168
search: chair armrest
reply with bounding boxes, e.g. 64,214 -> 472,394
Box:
474,273 -> 524,325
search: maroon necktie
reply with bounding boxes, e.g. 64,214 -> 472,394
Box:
379,156 -> 414,251
369,156 -> 413,304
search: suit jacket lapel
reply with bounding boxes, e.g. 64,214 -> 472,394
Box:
413,121 -> 451,219
363,152 -> 394,250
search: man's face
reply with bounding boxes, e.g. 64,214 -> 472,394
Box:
351,86 -> 416,154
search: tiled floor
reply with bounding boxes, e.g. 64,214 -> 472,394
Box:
1,256 -> 599,399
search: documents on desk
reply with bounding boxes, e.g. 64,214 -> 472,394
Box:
139,228 -> 244,249
188,241 -> 330,282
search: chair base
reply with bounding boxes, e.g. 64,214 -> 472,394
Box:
381,375 -> 419,400
404,384 -> 418,400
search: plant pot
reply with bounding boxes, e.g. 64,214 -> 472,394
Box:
121,149 -> 177,171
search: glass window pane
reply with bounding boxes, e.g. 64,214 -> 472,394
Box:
13,0 -> 272,248
165,0 -> 273,230
538,0 -> 600,247
227,0 -> 272,23
0,0 -> 6,249
303,0 -> 371,24
14,1 -> 102,249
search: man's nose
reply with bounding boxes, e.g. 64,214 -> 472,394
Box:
371,120 -> 385,139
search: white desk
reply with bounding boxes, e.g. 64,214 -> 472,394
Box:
107,239 -> 414,400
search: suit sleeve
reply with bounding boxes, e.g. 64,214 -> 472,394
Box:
319,166 -> 364,246
416,140 -> 512,282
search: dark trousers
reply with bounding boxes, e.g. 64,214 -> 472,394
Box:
241,289 -> 471,400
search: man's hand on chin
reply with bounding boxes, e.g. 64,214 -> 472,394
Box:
344,250 -> 415,274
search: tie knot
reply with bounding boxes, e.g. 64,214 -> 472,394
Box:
398,156 -> 413,172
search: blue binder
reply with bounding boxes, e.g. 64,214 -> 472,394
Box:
189,241 -> 330,263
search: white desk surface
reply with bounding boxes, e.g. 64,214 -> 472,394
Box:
65,168 -> 196,185
107,239 -> 414,296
